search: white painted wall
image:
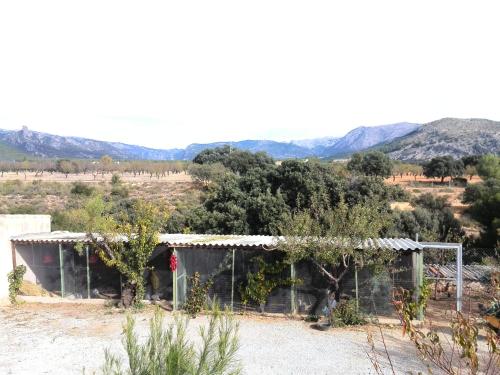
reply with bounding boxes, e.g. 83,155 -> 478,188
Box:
0,215 -> 51,304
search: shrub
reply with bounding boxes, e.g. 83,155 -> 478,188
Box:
111,173 -> 122,185
329,300 -> 366,327
8,265 -> 26,304
102,307 -> 240,375
184,272 -> 213,317
71,182 -> 94,196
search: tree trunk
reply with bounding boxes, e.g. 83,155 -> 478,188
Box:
121,282 -> 136,308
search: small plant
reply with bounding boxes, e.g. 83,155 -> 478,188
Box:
330,300 -> 366,327
7,265 -> 26,304
111,173 -> 122,185
184,272 -> 213,317
386,288 -> 500,375
102,307 -> 240,375
239,256 -> 299,313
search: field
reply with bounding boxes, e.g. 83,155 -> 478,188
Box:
0,172 -> 196,215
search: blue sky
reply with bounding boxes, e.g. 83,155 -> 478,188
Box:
0,1 -> 499,149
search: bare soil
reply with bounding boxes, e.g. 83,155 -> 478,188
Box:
0,303 -> 428,375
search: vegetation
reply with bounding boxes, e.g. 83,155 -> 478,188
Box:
77,196 -> 169,307
463,154 -> 500,249
7,265 -> 27,304
329,300 -> 366,327
239,256 -> 298,313
423,156 -> 464,183
347,151 -> 393,178
102,307 -> 240,375
278,198 -> 393,308
184,272 -> 214,318
390,292 -> 499,375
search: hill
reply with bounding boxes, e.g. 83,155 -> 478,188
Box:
321,122 -> 420,157
0,123 -> 419,161
381,118 -> 500,161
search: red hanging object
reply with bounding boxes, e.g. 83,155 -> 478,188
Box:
89,254 -> 98,264
169,254 -> 177,272
42,254 -> 54,265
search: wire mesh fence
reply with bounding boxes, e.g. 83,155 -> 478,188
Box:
15,242 -> 418,317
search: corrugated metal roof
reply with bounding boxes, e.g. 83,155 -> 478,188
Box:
426,264 -> 498,282
10,231 -> 424,250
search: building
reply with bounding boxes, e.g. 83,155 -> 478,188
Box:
9,230 -> 431,315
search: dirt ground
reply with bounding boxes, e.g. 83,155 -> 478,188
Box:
0,303 -> 430,375
0,171 -> 192,184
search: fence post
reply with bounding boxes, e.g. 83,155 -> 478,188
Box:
173,248 -> 178,311
456,244 -> 463,312
85,245 -> 91,299
416,250 -> 424,320
354,265 -> 359,312
231,249 -> 235,311
58,243 -> 65,298
290,263 -> 297,315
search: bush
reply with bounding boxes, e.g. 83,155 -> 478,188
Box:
184,272 -> 213,317
8,265 -> 26,304
330,300 -> 366,327
71,182 -> 95,196
102,307 -> 240,375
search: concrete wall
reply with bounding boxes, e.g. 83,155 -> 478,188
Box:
0,215 -> 51,304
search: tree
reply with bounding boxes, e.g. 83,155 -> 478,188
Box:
464,165 -> 477,181
347,152 -> 393,178
476,154 -> 500,180
56,159 -> 76,177
279,198 -> 393,311
100,155 -> 114,174
423,156 -> 464,183
80,196 -> 169,307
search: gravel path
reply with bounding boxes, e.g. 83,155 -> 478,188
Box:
0,304 -> 425,375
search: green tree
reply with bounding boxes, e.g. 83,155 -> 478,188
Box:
476,154 -> 500,180
423,156 -> 464,183
279,198 -> 392,309
347,152 -> 393,178
80,196 -> 169,307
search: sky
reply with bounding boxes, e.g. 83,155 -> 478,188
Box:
0,1 -> 499,149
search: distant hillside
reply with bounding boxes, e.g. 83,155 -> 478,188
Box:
381,118 -> 500,161
290,136 -> 340,149
321,122 -> 421,157
182,140 -> 313,160
0,127 -> 183,160
0,119 -> 494,161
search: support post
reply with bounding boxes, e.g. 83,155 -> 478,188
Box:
416,250 -> 424,320
290,263 -> 297,314
58,243 -> 65,298
85,245 -> 91,299
172,248 -> 178,311
354,266 -> 359,312
231,249 -> 235,311
11,242 -> 17,269
456,244 -> 463,312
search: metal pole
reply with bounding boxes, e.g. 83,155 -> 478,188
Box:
59,243 -> 65,298
457,244 -> 463,312
290,263 -> 297,314
417,250 -> 424,320
231,249 -> 235,311
354,266 -> 359,312
173,248 -> 178,311
85,245 -> 91,299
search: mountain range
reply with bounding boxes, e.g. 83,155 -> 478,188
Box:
0,118 -> 497,161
